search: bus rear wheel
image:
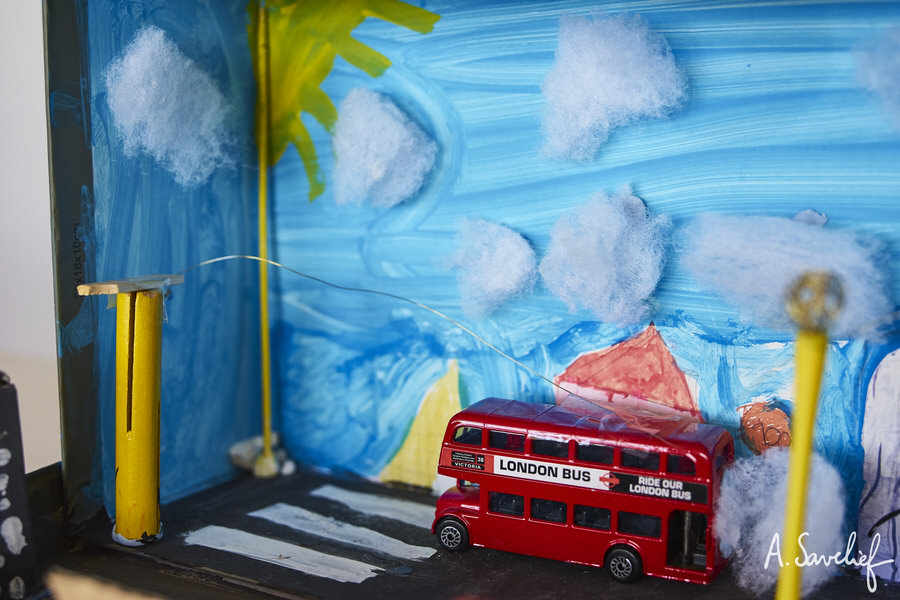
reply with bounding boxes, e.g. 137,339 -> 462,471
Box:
605,546 -> 642,583
436,518 -> 469,552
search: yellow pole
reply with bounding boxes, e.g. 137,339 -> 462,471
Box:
775,272 -> 842,600
114,290 -> 163,543
254,0 -> 277,478
774,329 -> 827,599
77,274 -> 182,545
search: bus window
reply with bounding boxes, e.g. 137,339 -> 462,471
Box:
573,505 -> 611,530
666,454 -> 696,476
575,442 -> 614,465
618,512 -> 662,538
531,438 -> 568,458
454,426 -> 483,446
489,491 -> 524,517
621,448 -> 660,471
489,430 -> 525,452
531,498 -> 566,523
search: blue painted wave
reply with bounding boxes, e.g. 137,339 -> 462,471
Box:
273,0 -> 900,535
75,0 -> 900,535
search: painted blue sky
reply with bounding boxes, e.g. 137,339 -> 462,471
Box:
77,1 -> 900,528
269,1 -> 900,526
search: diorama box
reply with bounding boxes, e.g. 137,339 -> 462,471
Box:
44,0 -> 900,595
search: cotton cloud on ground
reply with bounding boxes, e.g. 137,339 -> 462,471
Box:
105,26 -> 234,187
444,219 -> 537,317
333,88 -> 438,207
541,13 -> 687,160
855,24 -> 900,131
681,214 -> 892,338
539,188 -> 670,326
715,449 -> 845,597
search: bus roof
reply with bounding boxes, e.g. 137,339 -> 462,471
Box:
455,397 -> 728,456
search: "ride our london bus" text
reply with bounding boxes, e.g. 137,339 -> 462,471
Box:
486,454 -> 708,504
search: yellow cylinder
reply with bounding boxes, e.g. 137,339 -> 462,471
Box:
114,290 -> 163,542
775,328 -> 828,600
254,0 -> 278,478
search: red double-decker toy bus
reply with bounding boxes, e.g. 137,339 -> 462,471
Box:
431,397 -> 734,584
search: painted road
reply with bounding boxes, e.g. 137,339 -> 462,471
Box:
184,485 -> 436,583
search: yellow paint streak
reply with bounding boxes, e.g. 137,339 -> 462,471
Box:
115,291 -> 162,541
775,329 -> 828,600
247,0 -> 440,201
254,1 -> 278,479
380,360 -> 461,490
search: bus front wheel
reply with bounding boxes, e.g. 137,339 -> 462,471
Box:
436,518 -> 469,552
605,546 -> 642,583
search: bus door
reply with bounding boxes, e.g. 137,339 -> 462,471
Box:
666,510 -> 709,571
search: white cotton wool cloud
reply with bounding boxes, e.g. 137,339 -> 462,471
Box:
856,24 -> 900,130
333,88 -> 438,207
105,26 -> 234,187
715,449 -> 845,597
682,214 -> 892,339
444,219 -> 538,317
539,188 -> 670,326
541,13 -> 687,160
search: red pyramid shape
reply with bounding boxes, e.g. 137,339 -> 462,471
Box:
554,324 -> 701,420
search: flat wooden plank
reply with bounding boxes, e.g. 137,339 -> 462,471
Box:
77,274 -> 184,296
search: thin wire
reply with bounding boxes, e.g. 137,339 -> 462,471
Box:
179,254 -> 708,449
180,254 -> 577,398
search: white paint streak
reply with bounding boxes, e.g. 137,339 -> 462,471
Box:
10,576 -> 25,599
858,349 -> 900,582
310,485 -> 435,528
183,525 -> 379,583
1,517 -> 26,555
249,503 -> 435,561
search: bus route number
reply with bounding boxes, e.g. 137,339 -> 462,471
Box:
451,450 -> 486,471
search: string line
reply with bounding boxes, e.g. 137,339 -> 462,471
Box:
178,254 -> 750,446
179,254 -> 575,398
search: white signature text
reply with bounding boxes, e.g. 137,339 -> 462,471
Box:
765,531 -> 894,593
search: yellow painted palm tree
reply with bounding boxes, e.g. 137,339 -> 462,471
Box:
246,0 -> 439,477
248,0 -> 440,201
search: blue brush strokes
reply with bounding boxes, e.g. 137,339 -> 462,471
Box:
83,0 -> 261,511
75,0 -> 900,536
270,0 -> 900,537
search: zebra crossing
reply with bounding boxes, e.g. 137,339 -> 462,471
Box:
183,484 -> 438,584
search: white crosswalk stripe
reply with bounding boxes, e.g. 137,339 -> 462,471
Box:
182,486 -> 438,583
310,484 -> 436,528
250,502 -> 436,561
184,525 -> 380,583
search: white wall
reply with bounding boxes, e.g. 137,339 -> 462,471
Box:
0,3 -> 62,472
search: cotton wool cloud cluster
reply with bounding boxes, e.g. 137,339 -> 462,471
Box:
333,88 -> 438,207
681,214 -> 892,339
444,219 -> 538,317
715,449 -> 845,597
105,26 -> 234,187
541,13 -> 687,160
855,24 -> 900,131
539,188 -> 671,326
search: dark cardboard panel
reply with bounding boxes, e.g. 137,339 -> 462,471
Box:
0,376 -> 39,597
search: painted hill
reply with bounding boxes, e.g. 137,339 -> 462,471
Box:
554,324 -> 702,420
379,360 -> 461,492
